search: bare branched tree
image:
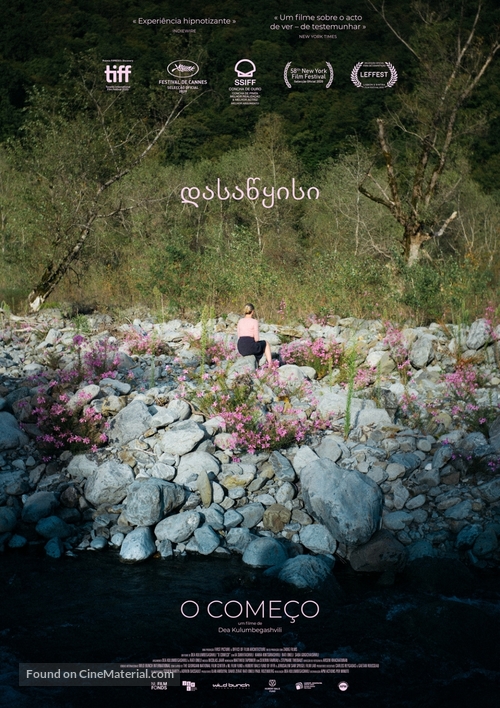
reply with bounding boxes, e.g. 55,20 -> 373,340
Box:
24,61 -> 208,311
360,0 -> 499,264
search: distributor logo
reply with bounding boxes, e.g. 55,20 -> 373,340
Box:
182,680 -> 197,691
265,678 -> 280,693
103,60 -> 133,91
351,61 -> 397,88
167,60 -> 199,78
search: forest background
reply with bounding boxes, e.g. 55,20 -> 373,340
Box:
0,0 -> 499,325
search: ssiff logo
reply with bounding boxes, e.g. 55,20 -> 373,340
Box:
103,61 -> 133,91
234,59 -> 256,85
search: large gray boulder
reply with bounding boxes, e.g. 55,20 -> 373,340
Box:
299,524 -> 337,555
316,436 -> 342,463
266,555 -> 334,589
477,478 -> 500,503
226,356 -> 257,384
300,458 -> 383,546
159,421 -> 205,456
66,454 -> 98,479
119,526 -> 156,562
35,515 -> 72,539
348,529 -> 407,573
166,398 -> 191,421
276,364 -> 305,386
219,463 -> 256,489
489,415 -> 500,453
225,527 -> 255,553
150,407 -> 177,429
269,451 -> 296,482
466,318 -> 490,350
0,412 -> 29,450
354,408 -> 392,427
242,537 -> 288,567
237,502 -> 265,528
455,524 -> 482,550
85,460 -> 134,506
194,524 -> 220,555
292,445 -> 319,474
123,479 -> 185,526
155,511 -> 201,543
316,390 -> 365,417
175,451 -> 220,490
0,507 -> 17,533
21,491 -> 59,523
45,537 -> 64,559
410,335 -> 434,368
316,390 -> 389,426
107,400 -> 153,446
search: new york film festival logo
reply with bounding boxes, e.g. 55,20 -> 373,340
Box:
103,60 -> 133,91
283,61 -> 334,88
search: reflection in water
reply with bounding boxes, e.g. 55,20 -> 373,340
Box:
1,551 -> 499,707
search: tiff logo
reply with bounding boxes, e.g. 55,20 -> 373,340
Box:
104,64 -> 132,83
103,60 -> 133,91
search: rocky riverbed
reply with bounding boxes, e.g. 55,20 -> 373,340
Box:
1,308 -> 499,589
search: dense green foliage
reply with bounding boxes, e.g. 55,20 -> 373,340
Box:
0,1 -> 499,322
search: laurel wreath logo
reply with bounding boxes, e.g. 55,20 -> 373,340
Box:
386,62 -> 398,87
351,62 -> 398,88
284,62 -> 292,88
351,62 -> 363,87
326,62 -> 334,88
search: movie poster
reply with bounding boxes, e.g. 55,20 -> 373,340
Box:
2,2 -> 499,707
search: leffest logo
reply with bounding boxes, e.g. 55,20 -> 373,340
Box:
103,61 -> 133,91
351,61 -> 397,89
167,60 -> 199,78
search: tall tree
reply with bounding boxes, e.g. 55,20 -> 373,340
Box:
16,58 -> 207,311
359,0 -> 500,264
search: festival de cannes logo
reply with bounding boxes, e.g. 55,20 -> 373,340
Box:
350,61 -> 397,88
167,60 -> 199,78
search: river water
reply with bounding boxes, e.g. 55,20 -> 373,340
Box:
1,549 -> 499,707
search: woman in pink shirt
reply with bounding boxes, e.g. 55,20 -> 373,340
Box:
237,303 -> 272,366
